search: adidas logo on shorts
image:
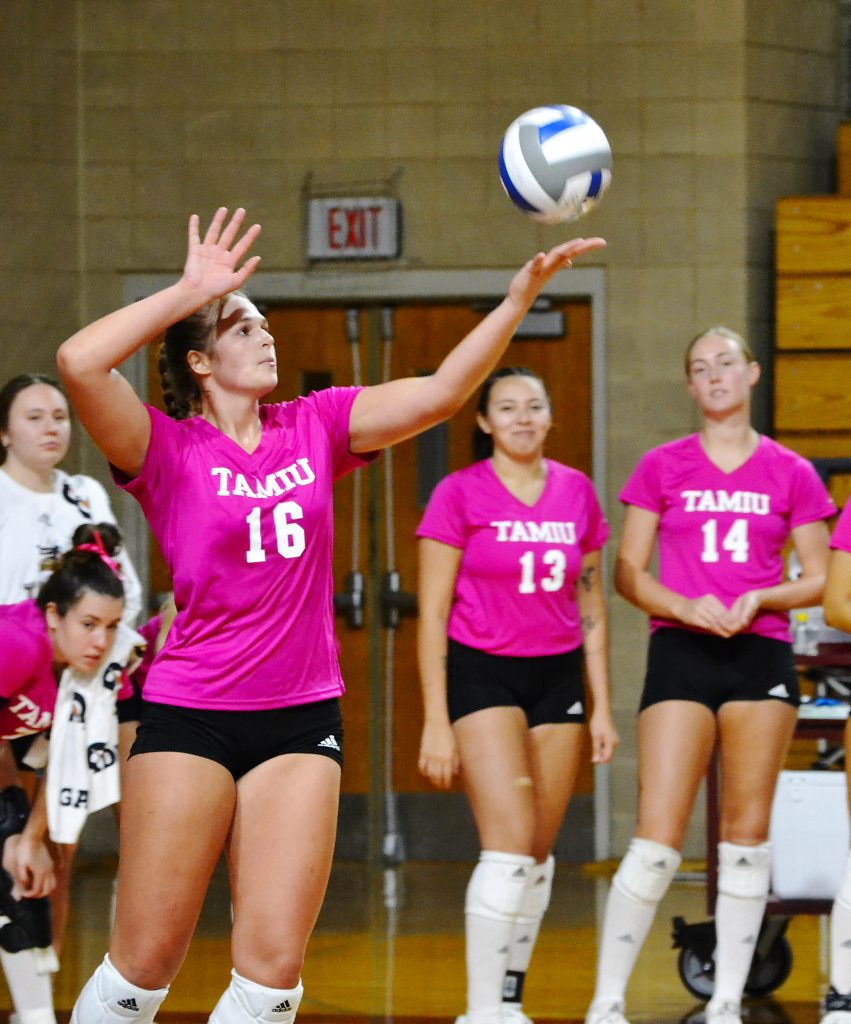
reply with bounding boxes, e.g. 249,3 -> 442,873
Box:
318,735 -> 341,751
767,683 -> 789,699
117,998 -> 140,1012
566,701 -> 583,716
272,1000 -> 292,1013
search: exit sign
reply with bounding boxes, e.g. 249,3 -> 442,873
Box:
307,197 -> 401,260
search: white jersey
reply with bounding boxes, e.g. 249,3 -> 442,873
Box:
0,468 -> 142,623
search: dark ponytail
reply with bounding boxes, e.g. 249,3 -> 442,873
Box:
159,291 -> 248,420
36,522 -> 125,616
0,374 -> 67,467
471,366 -> 548,461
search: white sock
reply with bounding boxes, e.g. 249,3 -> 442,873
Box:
209,969 -> 302,1023
712,841 -> 771,1004
591,838 -> 681,1005
0,949 -> 55,1022
503,855 -> 554,1010
831,853 -> 851,993
70,953 -> 169,1024
465,851 -> 535,1014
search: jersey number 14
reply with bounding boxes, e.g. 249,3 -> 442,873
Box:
700,518 -> 749,564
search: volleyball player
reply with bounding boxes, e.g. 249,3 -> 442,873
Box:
56,207 -> 605,1024
818,501 -> 851,1024
0,526 -> 125,1024
417,366 -> 618,1024
0,374 -> 141,1023
585,327 -> 834,1024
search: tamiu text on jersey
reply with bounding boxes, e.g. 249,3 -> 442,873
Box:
680,489 -> 771,515
210,459 -> 316,499
490,521 -> 578,544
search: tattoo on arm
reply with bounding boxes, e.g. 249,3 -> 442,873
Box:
581,614 -> 596,635
580,565 -> 597,593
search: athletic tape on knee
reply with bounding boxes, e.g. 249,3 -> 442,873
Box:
70,954 -> 169,1024
519,855 -> 555,921
613,837 -> 681,905
465,851 -> 536,923
209,969 -> 303,1024
717,841 -> 771,900
836,852 -> 851,911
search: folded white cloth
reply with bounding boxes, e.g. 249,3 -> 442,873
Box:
46,624 -> 143,844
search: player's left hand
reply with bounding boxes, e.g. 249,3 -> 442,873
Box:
721,590 -> 763,634
507,237 -> 607,313
589,707 -> 620,764
3,834 -> 55,899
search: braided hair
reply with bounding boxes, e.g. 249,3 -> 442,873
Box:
36,522 -> 124,616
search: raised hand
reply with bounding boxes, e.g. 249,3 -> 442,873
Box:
182,207 -> 262,300
507,236 -> 606,312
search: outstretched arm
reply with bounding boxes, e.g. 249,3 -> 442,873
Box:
348,237 -> 606,453
56,208 -> 261,477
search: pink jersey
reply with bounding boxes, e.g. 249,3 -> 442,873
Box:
621,434 -> 836,641
417,459 -> 609,656
0,601 -> 56,738
831,502 -> 851,552
114,389 -> 373,710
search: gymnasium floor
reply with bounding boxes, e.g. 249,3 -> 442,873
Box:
28,854 -> 830,1024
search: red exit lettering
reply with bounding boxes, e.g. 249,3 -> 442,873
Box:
327,206 -> 383,251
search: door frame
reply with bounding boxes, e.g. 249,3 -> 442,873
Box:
119,266 -> 610,859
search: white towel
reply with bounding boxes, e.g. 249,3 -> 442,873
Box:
45,624 -> 143,844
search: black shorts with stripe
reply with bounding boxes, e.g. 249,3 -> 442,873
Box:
447,638 -> 586,726
130,697 -> 344,780
639,627 -> 799,714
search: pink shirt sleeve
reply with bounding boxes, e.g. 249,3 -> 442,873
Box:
0,619 -> 40,699
302,387 -> 379,480
581,476 -> 610,553
832,503 -> 851,552
416,474 -> 467,549
788,457 -> 837,529
619,449 -> 662,512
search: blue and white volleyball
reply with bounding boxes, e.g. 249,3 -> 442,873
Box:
499,105 -> 612,224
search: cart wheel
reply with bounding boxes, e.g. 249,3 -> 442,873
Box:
677,946 -> 715,1000
744,934 -> 793,997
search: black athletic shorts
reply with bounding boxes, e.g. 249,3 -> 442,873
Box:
639,627 -> 800,714
130,697 -> 344,780
447,639 -> 586,726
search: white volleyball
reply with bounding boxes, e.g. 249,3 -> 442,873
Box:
499,105 -> 612,224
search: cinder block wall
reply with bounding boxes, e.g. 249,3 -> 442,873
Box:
0,0 -> 841,858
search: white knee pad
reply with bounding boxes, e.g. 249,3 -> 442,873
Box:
208,969 -> 303,1024
613,838 -> 681,905
465,851 -> 536,923
836,853 -> 851,911
520,855 -> 555,920
12,1011 -> 56,1024
70,954 -> 168,1024
717,841 -> 771,899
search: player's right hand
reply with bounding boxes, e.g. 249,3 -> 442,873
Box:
676,594 -> 734,637
418,721 -> 460,789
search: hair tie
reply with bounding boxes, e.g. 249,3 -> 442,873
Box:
76,530 -> 123,581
